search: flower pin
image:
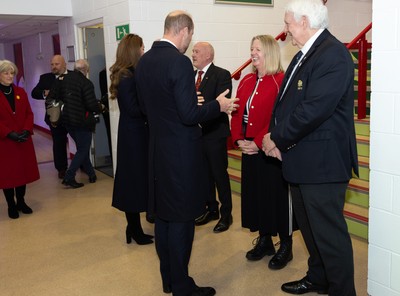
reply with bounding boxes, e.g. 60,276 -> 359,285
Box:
16,95 -> 20,100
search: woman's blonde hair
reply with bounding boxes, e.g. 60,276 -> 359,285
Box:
251,35 -> 283,75
109,34 -> 143,100
0,60 -> 18,76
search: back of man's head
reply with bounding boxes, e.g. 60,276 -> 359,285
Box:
164,10 -> 194,36
74,59 -> 90,77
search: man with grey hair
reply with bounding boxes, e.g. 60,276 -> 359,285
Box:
262,0 -> 358,295
136,10 -> 237,296
74,59 -> 90,77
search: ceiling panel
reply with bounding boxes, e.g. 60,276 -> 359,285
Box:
0,15 -> 65,43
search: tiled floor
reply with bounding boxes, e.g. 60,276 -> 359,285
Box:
0,130 -> 368,295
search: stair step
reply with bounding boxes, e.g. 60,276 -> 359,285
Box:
354,117 -> 370,136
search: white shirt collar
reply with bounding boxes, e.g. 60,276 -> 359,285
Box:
300,28 -> 325,56
160,38 -> 178,49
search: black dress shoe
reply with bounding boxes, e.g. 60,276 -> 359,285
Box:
190,286 -> 216,296
89,175 -> 97,183
58,170 -> 66,179
162,283 -> 171,293
268,240 -> 293,270
246,235 -> 275,261
195,210 -> 219,226
62,179 -> 84,188
213,214 -> 233,233
281,277 -> 328,295
146,212 -> 155,224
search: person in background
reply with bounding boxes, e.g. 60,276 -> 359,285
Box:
98,67 -> 112,159
109,33 -> 153,245
0,60 -> 40,219
31,55 -> 69,179
262,0 -> 358,295
46,59 -> 101,188
135,10 -> 237,296
191,41 -> 233,233
231,35 -> 295,270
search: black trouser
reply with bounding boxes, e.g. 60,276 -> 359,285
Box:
290,183 -> 356,296
49,123 -> 68,172
202,137 -> 232,217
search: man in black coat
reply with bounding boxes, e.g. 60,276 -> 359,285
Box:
262,0 -> 358,295
191,42 -> 233,233
47,59 -> 101,188
136,10 -> 237,296
31,55 -> 69,179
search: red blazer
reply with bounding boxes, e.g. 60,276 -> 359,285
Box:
231,72 -> 284,148
0,84 -> 40,188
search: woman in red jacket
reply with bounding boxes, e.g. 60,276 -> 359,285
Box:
231,35 -> 294,270
0,60 -> 40,219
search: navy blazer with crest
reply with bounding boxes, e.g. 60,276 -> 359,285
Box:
270,29 -> 359,184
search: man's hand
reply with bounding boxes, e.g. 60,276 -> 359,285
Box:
197,92 -> 205,106
268,147 -> 282,161
262,133 -> 276,155
216,89 -> 239,114
43,89 -> 50,98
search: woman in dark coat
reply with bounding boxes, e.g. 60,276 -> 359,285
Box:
0,60 -> 40,219
110,34 -> 153,245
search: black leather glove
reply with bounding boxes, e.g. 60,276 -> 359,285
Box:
18,130 -> 30,142
7,131 -> 21,142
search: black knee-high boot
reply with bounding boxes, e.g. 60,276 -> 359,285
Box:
3,188 -> 19,219
15,185 -> 33,214
268,234 -> 293,270
125,212 -> 153,245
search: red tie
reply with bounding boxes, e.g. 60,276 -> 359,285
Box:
195,70 -> 204,91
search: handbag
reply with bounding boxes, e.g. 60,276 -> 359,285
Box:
46,99 -> 63,126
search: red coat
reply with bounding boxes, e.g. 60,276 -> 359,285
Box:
231,72 -> 284,148
0,84 -> 40,188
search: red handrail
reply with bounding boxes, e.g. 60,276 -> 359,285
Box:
231,31 -> 287,81
231,24 -> 372,120
346,22 -> 372,119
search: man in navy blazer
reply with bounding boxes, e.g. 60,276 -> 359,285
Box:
31,55 -> 69,179
262,0 -> 358,295
136,10 -> 236,296
192,42 -> 233,233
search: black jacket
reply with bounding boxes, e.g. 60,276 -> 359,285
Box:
47,71 -> 101,131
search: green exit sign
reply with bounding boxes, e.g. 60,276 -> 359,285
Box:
116,24 -> 129,41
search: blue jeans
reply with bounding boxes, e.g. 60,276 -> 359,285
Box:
64,125 -> 95,181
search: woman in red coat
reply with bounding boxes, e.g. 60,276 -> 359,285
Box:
0,60 -> 40,219
231,35 -> 294,270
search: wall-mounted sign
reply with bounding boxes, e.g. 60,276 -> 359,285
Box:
116,24 -> 129,41
215,0 -> 273,6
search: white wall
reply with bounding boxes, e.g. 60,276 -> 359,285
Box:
368,0 -> 400,295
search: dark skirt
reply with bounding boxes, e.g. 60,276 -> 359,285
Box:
241,152 -> 293,236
